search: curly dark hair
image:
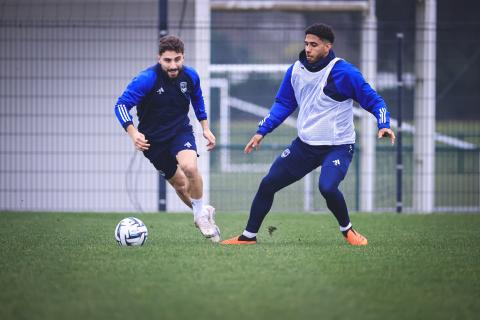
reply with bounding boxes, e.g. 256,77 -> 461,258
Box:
158,35 -> 185,55
305,23 -> 335,44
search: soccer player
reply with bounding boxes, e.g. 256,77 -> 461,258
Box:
114,35 -> 219,239
222,23 -> 395,246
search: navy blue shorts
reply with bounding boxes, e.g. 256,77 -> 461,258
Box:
143,129 -> 197,180
273,137 -> 354,179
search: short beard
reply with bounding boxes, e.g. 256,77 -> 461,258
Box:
166,67 -> 182,78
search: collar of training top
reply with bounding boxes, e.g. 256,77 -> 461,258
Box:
299,49 -> 336,72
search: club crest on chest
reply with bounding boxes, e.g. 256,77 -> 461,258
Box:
180,82 -> 187,93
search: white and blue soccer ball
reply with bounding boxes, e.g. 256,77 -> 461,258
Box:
115,217 -> 148,246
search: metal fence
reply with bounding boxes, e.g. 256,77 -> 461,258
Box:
1,0 -> 479,213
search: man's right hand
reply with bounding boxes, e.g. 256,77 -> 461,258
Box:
244,134 -> 264,154
127,125 -> 150,151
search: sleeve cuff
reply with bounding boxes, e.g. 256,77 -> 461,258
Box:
378,123 -> 390,130
256,127 -> 268,136
122,121 -> 133,131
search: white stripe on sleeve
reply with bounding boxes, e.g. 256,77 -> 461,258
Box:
118,105 -> 128,122
119,105 -> 131,123
116,105 -> 127,122
379,108 -> 386,124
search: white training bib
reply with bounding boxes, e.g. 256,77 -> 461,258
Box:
291,57 -> 356,145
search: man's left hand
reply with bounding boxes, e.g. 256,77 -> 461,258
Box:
203,129 -> 216,151
378,128 -> 396,145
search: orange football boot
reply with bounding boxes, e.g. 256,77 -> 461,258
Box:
221,236 -> 257,245
344,229 -> 368,246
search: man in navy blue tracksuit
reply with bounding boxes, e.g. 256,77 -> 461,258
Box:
114,35 -> 219,239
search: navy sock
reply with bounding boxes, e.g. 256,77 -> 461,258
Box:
341,227 -> 353,237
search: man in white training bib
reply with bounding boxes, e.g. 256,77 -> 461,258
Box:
222,23 -> 395,246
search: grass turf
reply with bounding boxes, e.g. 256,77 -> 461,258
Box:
0,212 -> 479,320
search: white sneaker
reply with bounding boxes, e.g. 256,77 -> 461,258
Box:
204,205 -> 216,225
204,205 -> 221,243
194,212 -> 215,238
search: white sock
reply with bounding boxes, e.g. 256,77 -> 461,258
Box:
242,230 -> 257,238
191,198 -> 204,218
339,223 -> 352,232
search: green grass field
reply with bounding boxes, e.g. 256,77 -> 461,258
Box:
1,212 -> 479,320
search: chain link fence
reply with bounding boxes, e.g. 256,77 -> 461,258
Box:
1,0 -> 479,213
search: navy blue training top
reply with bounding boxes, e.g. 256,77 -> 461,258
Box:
114,64 -> 207,142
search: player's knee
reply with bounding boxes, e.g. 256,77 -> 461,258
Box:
173,181 -> 188,195
258,175 -> 278,195
319,181 -> 337,197
179,163 -> 198,179
169,175 -> 188,194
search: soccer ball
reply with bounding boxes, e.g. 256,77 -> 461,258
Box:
114,217 -> 148,246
